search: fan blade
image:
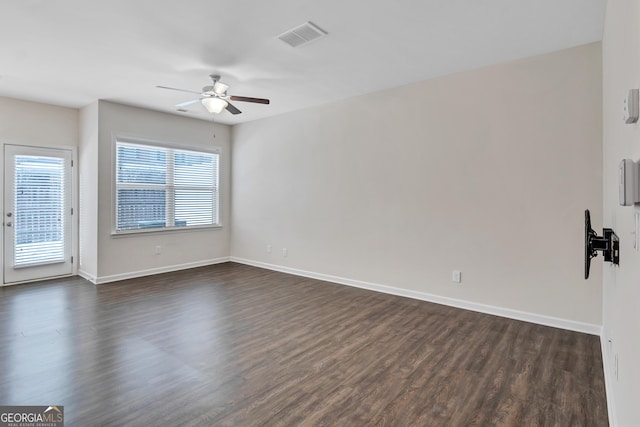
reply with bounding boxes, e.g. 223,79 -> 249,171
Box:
156,85 -> 202,95
175,99 -> 201,108
230,96 -> 270,105
225,102 -> 242,115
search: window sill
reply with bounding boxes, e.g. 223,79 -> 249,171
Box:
111,224 -> 223,237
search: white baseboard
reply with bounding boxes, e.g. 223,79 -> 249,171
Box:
229,257 -> 602,336
82,257 -> 231,284
77,269 -> 98,283
600,334 -> 617,427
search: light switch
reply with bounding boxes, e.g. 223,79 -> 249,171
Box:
619,159 -> 640,206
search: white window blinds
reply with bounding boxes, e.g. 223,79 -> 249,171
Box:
14,155 -> 66,267
115,140 -> 219,232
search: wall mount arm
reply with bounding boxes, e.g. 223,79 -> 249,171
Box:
584,209 -> 619,279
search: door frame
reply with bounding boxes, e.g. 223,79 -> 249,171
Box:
1,141 -> 78,286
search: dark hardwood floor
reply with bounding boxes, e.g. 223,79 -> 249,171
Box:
0,262 -> 608,426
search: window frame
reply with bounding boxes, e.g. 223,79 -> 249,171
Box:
111,135 -> 221,236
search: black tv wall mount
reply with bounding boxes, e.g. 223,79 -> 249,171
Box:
584,209 -> 619,279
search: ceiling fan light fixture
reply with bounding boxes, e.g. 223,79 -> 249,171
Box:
201,97 -> 228,114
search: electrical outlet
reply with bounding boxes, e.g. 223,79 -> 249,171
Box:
155,245 -> 161,255
282,248 -> 288,257
267,244 -> 272,254
452,270 -> 462,283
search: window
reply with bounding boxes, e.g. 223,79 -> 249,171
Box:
115,139 -> 219,233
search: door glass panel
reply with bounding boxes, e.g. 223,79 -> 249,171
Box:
14,155 -> 66,268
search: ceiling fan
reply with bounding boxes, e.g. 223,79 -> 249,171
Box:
156,74 -> 270,115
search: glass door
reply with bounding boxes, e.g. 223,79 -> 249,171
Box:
3,145 -> 73,284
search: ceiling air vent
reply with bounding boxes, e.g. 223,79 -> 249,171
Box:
278,21 -> 327,48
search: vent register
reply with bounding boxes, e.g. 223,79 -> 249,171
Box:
278,21 -> 327,47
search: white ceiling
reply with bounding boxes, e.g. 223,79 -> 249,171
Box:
0,0 -> 606,125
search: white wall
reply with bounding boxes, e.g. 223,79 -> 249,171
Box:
0,96 -> 79,279
231,43 -> 603,329
601,0 -> 640,424
78,101 -> 99,278
87,101 -> 232,282
0,96 -> 78,147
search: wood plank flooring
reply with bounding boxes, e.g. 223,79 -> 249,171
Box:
0,262 -> 608,426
